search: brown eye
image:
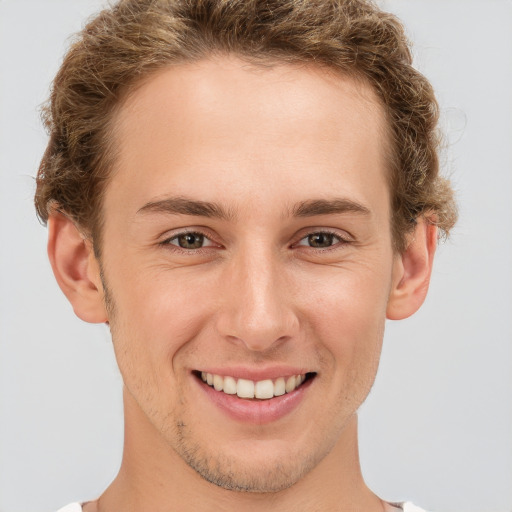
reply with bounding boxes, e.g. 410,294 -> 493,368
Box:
306,233 -> 336,248
174,233 -> 205,249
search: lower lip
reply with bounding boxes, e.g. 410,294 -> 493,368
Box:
195,375 -> 313,424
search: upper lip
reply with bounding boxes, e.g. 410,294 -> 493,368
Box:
194,366 -> 313,381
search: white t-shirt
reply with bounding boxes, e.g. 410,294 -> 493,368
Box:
56,501 -> 429,512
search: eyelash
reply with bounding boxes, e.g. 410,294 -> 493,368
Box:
294,230 -> 350,251
160,230 -> 218,254
160,229 -> 351,253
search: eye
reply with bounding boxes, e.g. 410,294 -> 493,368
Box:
296,232 -> 344,249
166,232 -> 215,250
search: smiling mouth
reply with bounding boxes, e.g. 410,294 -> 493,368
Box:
195,371 -> 316,400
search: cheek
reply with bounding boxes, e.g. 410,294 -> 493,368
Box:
105,263 -> 218,380
302,263 -> 390,329
299,266 -> 389,374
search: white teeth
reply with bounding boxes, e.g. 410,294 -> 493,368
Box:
213,374 -> 223,391
285,375 -> 296,393
237,378 -> 255,398
223,376 -> 237,395
274,377 -> 286,396
200,372 -> 308,399
254,379 -> 274,399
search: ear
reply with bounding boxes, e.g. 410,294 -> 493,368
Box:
386,218 -> 437,320
47,211 -> 108,323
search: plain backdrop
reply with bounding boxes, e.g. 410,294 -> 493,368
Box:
0,1 -> 511,511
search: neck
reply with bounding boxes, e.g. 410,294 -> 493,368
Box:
91,388 -> 382,512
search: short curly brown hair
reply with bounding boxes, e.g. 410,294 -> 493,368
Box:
35,0 -> 457,253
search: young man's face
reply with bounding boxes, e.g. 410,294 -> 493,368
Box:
98,57 -> 401,492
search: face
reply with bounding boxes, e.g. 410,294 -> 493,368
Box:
99,56 -> 399,492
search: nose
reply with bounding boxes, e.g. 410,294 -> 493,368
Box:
215,246 -> 299,353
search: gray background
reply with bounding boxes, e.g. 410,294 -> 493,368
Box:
0,1 -> 511,511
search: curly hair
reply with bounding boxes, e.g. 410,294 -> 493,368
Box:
35,0 -> 457,253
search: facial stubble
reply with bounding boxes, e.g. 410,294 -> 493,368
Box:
98,265 -> 342,494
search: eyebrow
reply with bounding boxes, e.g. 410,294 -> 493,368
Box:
137,196 -> 371,220
137,196 -> 233,220
291,198 -> 371,217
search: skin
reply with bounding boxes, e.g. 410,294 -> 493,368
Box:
48,56 -> 436,512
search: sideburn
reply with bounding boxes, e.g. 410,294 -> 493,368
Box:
99,264 -> 116,323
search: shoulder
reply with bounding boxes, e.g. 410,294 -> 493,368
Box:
386,502 -> 431,512
55,504 -> 82,512
402,503 -> 431,512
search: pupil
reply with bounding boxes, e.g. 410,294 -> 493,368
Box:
178,233 -> 204,249
309,233 -> 334,248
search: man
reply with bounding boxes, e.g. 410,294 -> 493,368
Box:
35,0 -> 456,511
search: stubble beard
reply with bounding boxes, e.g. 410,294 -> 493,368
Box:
168,416 -> 326,493
99,267 -> 335,495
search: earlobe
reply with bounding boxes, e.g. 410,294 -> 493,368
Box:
386,218 -> 437,320
47,212 -> 108,323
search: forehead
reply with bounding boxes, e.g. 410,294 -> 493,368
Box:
107,56 -> 390,219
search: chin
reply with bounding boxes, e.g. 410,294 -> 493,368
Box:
188,456 -> 313,493
175,432 -> 323,493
